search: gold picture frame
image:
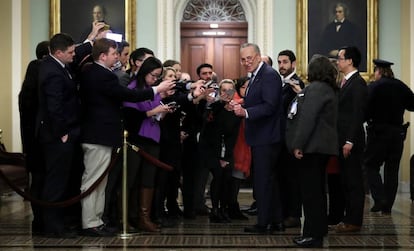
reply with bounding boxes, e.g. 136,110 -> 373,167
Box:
50,0 -> 136,47
296,0 -> 378,80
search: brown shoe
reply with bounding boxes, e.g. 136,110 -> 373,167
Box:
335,222 -> 361,233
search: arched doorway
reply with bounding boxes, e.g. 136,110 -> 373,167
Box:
179,0 -> 248,81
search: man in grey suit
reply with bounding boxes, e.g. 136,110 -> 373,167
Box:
233,43 -> 284,233
335,46 -> 368,233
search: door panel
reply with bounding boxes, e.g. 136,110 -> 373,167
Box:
214,37 -> 247,80
180,22 -> 248,82
181,37 -> 214,81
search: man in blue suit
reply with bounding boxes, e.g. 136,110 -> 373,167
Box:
233,43 -> 284,233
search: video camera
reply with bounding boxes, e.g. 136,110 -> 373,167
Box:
173,79 -> 194,93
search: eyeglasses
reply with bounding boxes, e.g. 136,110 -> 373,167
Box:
240,54 -> 257,64
148,72 -> 161,79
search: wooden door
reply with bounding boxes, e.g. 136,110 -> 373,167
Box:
180,22 -> 247,81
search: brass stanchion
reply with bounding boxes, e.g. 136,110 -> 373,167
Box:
119,130 -> 138,239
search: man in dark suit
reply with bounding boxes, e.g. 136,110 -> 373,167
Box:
276,49 -> 305,228
19,40 -> 49,235
78,38 -> 175,236
233,43 -> 284,233
335,46 -> 368,233
36,32 -> 95,238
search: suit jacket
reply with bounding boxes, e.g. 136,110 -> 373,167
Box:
286,81 -> 338,155
244,63 -> 283,146
79,62 -> 154,147
337,72 -> 368,151
36,42 -> 92,144
37,57 -> 80,143
19,59 -> 42,150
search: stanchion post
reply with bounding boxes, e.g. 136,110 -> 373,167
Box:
119,130 -> 137,238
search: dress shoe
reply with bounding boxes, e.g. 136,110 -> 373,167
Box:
370,204 -> 383,212
244,224 -> 273,234
283,217 -> 301,228
335,222 -> 361,233
243,201 -> 258,215
245,207 -> 258,216
81,225 -> 115,237
271,222 -> 285,232
293,236 -> 323,248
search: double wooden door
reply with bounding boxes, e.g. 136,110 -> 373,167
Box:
180,22 -> 248,81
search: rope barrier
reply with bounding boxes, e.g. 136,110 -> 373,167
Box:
0,149 -> 119,207
0,140 -> 173,208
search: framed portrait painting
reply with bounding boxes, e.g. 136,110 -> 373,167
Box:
50,0 -> 136,46
296,0 -> 378,80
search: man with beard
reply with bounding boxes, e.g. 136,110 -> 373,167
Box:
277,50 -> 305,228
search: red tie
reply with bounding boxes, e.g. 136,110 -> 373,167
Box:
340,78 -> 346,88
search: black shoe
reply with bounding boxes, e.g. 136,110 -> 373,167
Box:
209,208 -> 224,223
271,222 -> 285,232
228,203 -> 249,220
244,224 -> 273,234
229,209 -> 249,220
243,201 -> 257,215
81,225 -> 115,237
44,230 -> 77,239
370,204 -> 383,212
293,236 -> 323,248
245,207 -> 258,216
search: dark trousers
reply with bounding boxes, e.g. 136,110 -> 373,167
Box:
181,138 -> 198,214
298,153 -> 329,238
278,144 -> 302,219
327,173 -> 345,225
210,166 -> 232,209
365,126 -> 405,211
41,141 -> 76,233
251,143 -> 282,226
338,149 -> 365,226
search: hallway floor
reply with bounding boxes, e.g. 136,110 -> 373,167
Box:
0,190 -> 413,250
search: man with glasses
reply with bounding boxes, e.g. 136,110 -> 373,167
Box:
127,47 -> 154,77
233,43 -> 284,233
335,46 -> 368,233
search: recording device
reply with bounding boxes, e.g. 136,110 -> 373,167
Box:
103,24 -> 111,30
173,79 -> 193,92
106,32 -> 122,42
204,80 -> 219,90
284,78 -> 300,85
160,101 -> 180,111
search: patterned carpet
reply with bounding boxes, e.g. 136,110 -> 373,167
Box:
0,191 -> 413,250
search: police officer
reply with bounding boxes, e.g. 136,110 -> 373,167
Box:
365,59 -> 414,214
